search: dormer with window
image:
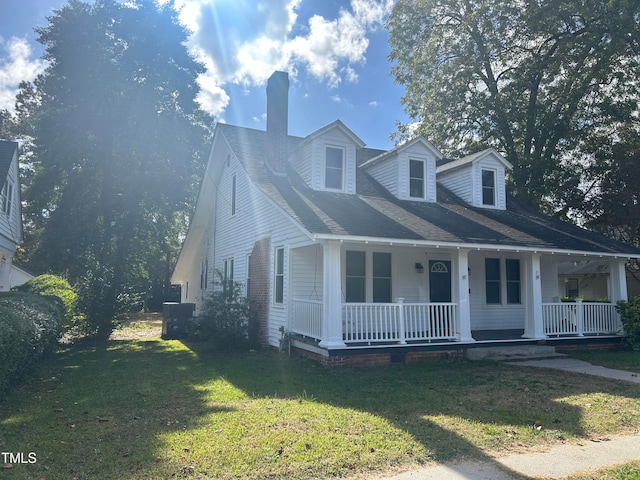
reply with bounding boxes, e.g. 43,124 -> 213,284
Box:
362,137 -> 441,202
290,120 -> 363,194
436,148 -> 512,210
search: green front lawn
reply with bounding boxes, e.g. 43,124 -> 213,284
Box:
1,322 -> 639,479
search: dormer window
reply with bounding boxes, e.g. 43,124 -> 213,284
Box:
481,169 -> 496,206
409,159 -> 425,199
325,146 -> 344,190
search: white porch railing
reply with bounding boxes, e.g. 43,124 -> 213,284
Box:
291,298 -> 323,339
342,300 -> 457,344
542,300 -> 622,336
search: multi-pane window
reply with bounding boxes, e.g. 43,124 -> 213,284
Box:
505,259 -> 521,304
485,258 -> 521,304
485,258 -> 501,304
274,247 -> 284,304
409,159 -> 425,198
325,147 -> 344,190
482,169 -> 496,206
345,251 -> 365,302
372,252 -> 392,303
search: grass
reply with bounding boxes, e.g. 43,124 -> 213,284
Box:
1,318 -> 639,479
567,349 -> 640,374
563,461 -> 640,480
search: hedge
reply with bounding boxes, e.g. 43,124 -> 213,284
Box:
13,274 -> 79,330
0,291 -> 64,400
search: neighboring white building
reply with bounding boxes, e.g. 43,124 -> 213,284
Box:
0,141 -> 23,292
172,71 -> 640,365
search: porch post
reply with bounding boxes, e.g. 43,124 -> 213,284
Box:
610,258 -> 628,303
523,253 -> 546,339
319,240 -> 346,349
453,248 -> 474,342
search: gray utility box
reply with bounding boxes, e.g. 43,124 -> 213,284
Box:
162,302 -> 195,339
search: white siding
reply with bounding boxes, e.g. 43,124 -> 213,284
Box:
291,244 -> 323,301
542,257 -> 560,302
0,149 -> 21,248
438,168 -> 474,204
437,154 -> 508,210
310,129 -> 357,194
472,160 -> 507,210
207,151 -> 311,347
367,143 -> 437,203
467,251 -> 525,331
368,156 -> 399,197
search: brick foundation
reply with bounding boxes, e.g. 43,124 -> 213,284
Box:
292,345 -> 465,367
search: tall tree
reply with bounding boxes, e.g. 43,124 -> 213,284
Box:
387,0 -> 640,213
19,0 -> 212,337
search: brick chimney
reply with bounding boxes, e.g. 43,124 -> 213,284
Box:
266,71 -> 289,176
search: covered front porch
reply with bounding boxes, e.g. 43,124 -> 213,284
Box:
286,240 -> 628,350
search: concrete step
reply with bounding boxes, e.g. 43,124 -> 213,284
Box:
466,345 -> 567,362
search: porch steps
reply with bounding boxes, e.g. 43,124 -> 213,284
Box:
466,345 -> 567,362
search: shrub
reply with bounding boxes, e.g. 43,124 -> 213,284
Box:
616,296 -> 640,349
13,274 -> 79,331
0,292 -> 64,400
191,273 -> 259,352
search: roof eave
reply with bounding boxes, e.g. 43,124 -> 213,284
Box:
310,233 -> 640,259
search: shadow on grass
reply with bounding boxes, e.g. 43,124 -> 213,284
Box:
1,337 -> 638,480
0,338 -> 235,479
177,340 -> 640,479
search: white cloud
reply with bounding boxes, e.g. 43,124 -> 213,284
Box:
176,0 -> 394,113
195,70 -> 230,116
0,37 -> 46,111
369,100 -> 379,107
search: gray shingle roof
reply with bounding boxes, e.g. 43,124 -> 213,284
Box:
0,140 -> 18,184
218,124 -> 640,256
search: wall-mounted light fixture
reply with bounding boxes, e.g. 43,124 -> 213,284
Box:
415,262 -> 424,273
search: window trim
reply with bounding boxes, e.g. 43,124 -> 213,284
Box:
1,180 -> 12,217
372,252 -> 392,303
409,158 -> 425,199
485,257 -> 521,306
345,250 -> 366,303
274,247 -> 284,304
481,168 -> 497,206
324,146 -> 345,191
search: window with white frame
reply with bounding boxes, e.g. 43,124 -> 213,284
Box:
325,146 -> 344,190
1,180 -> 13,217
485,258 -> 521,305
345,251 -> 366,302
409,159 -> 425,199
481,169 -> 496,206
274,247 -> 284,304
372,252 -> 392,302
505,259 -> 521,304
223,257 -> 234,282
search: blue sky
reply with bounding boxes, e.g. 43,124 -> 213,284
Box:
0,0 -> 408,150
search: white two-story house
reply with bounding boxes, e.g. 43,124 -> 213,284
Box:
172,72 -> 640,365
